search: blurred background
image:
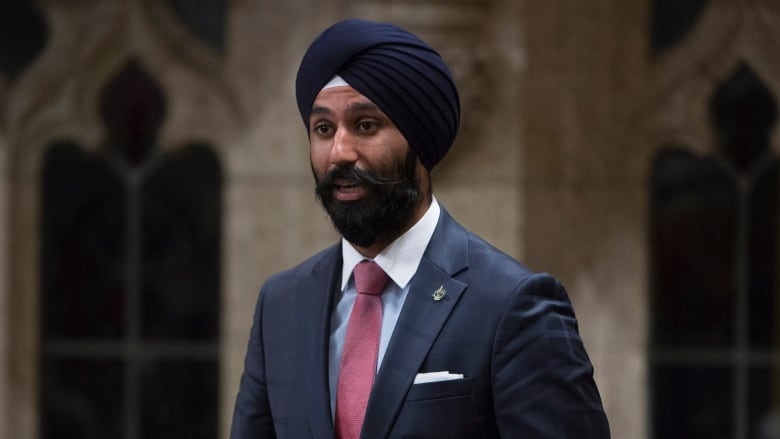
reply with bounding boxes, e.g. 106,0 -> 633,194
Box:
0,0 -> 778,438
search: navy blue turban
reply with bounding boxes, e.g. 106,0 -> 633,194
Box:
295,18 -> 460,170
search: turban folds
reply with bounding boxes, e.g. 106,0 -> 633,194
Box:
296,19 -> 460,170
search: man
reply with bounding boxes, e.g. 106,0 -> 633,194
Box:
231,18 -> 610,439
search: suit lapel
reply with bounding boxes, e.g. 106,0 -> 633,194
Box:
296,246 -> 341,439
361,209 -> 469,438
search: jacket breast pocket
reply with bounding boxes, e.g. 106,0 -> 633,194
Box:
394,378 -> 495,438
405,377 -> 473,402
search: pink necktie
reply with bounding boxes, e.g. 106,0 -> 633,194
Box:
335,260 -> 391,439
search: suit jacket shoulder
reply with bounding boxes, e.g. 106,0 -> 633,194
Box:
233,243 -> 342,439
426,207 -> 537,295
263,243 -> 342,290
362,206 -> 610,438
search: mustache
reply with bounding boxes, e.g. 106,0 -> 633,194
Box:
319,165 -> 405,188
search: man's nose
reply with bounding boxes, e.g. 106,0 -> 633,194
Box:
330,128 -> 358,166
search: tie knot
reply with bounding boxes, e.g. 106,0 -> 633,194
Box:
353,260 -> 390,296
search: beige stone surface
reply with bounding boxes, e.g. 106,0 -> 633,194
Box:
525,184 -> 647,437
6,179 -> 41,439
518,1 -> 652,436
4,0 -> 780,438
434,185 -> 522,259
0,138 -> 7,437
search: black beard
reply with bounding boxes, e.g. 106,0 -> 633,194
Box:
314,151 -> 420,247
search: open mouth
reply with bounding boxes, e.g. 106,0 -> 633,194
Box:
333,179 -> 368,201
336,182 -> 358,191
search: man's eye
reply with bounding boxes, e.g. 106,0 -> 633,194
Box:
314,124 -> 332,135
357,121 -> 376,132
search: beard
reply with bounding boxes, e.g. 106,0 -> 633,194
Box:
314,150 -> 421,248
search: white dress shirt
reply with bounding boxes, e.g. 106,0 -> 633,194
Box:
328,197 -> 441,417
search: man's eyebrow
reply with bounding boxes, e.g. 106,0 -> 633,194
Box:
310,106 -> 332,116
310,101 -> 381,119
346,101 -> 380,114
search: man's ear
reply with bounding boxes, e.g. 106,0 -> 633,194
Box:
416,160 -> 433,198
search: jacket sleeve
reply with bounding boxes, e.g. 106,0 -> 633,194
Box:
230,286 -> 277,439
492,273 -> 610,438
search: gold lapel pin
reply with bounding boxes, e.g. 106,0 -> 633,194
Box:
432,286 -> 446,301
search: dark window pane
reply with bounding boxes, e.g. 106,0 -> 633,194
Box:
41,142 -> 126,338
651,64 -> 779,439
651,0 -> 710,54
750,366 -> 780,439
749,162 -> 779,349
141,359 -> 218,439
41,53 -> 222,438
0,2 -> 48,80
652,365 -> 732,439
651,148 -> 737,348
40,358 -> 124,439
141,144 -> 222,340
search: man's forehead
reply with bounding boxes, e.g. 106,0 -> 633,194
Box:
311,86 -> 381,113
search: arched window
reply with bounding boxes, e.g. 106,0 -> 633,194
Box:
39,60 -> 222,439
650,64 -> 779,438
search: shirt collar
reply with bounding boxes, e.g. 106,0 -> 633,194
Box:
340,197 -> 441,291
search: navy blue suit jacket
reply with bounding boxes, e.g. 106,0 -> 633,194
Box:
231,207 -> 610,438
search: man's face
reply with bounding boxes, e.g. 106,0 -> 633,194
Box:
309,86 -> 422,248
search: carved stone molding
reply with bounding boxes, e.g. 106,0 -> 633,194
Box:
643,0 -> 780,158
4,0 -> 240,178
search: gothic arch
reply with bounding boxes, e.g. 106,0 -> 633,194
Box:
1,2 -> 236,437
4,0 -> 241,181
638,0 -> 780,166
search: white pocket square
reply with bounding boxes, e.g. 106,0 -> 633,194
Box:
413,371 -> 464,384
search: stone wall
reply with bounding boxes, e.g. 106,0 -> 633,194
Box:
0,1 -> 635,437
3,0 -> 779,438
520,2 -> 650,437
